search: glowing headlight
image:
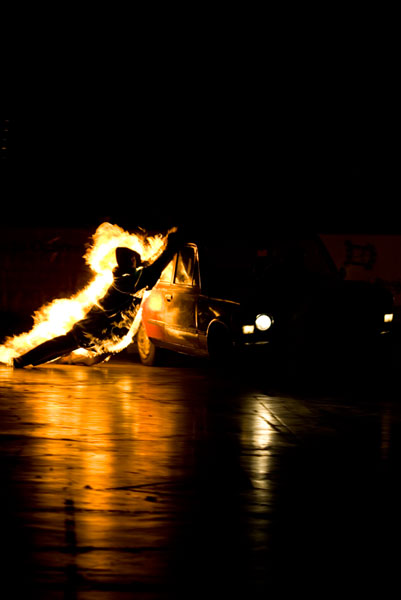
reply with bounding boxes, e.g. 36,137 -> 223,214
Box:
255,314 -> 272,331
384,313 -> 394,323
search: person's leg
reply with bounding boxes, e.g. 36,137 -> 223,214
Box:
13,332 -> 79,368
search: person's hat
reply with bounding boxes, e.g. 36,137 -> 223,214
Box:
115,247 -> 142,270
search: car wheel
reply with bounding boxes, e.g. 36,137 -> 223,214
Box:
137,323 -> 158,366
207,323 -> 234,365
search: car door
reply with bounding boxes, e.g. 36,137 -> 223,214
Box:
163,244 -> 201,351
141,256 -> 176,343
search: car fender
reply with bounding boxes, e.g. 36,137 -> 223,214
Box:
206,317 -> 232,338
206,318 -> 235,360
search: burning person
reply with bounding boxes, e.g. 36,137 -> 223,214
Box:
12,228 -> 182,368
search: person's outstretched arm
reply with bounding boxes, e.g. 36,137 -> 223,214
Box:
140,229 -> 184,290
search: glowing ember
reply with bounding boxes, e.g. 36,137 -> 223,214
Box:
0,223 -> 168,366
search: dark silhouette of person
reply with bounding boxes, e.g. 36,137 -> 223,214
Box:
13,229 -> 182,368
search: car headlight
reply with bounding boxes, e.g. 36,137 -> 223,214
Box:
255,314 -> 273,331
384,313 -> 393,323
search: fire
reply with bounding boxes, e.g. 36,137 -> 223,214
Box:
0,222 -> 168,366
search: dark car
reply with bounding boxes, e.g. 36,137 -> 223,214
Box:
135,233 -> 394,372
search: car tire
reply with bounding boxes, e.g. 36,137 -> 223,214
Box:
207,323 -> 234,365
137,323 -> 158,366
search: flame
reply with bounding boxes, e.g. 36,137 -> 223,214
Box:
0,223 -> 168,366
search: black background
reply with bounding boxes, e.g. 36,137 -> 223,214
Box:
2,58 -> 398,237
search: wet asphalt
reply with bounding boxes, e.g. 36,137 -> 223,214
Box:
0,352 -> 401,599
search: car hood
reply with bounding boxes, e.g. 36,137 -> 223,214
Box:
237,276 -> 393,325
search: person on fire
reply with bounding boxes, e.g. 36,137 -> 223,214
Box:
13,229 -> 182,368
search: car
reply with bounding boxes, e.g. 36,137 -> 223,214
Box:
135,232 -> 394,372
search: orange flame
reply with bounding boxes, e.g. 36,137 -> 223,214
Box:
0,223 -> 167,366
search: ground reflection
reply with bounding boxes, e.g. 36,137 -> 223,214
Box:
240,400 -> 273,489
1,361 -> 285,596
1,363 -> 195,594
5,365 -> 182,490
3,360 -> 397,596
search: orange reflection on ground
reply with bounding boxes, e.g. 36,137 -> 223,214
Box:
0,363 -> 184,588
18,366 -> 180,499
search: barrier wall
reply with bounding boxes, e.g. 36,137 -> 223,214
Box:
321,234 -> 401,313
0,227 -> 93,337
2,228 -> 400,338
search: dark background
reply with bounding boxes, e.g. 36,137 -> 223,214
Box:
2,18 -> 399,235
1,84 -> 398,237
